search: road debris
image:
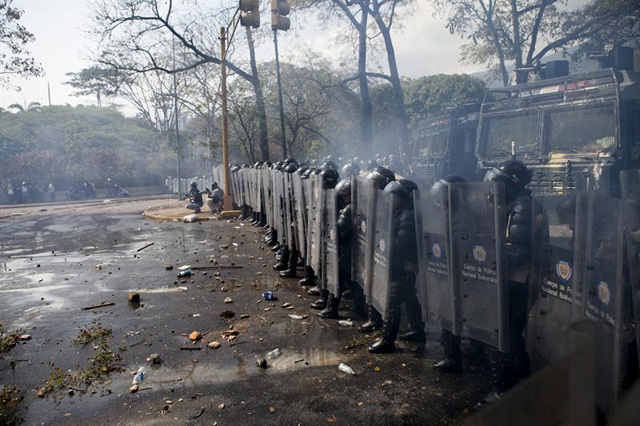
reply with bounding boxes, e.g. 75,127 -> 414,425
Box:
262,291 -> 277,301
338,363 -> 356,375
127,292 -> 140,303
146,353 -> 161,364
256,358 -> 268,369
136,242 -> 155,252
208,341 -> 221,350
288,314 -> 308,320
188,331 -> 202,341
338,320 -> 353,327
219,310 -> 235,318
266,348 -> 281,359
81,302 -> 115,311
224,297 -> 233,304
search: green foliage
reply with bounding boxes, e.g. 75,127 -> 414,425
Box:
0,105 -> 173,187
0,0 -> 42,88
73,321 -> 112,346
0,385 -> 23,426
0,325 -> 22,353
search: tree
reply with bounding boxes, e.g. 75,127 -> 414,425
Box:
65,66 -> 117,107
0,0 -> 42,88
434,0 -> 640,86
90,0 -> 271,160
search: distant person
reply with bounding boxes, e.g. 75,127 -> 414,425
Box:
49,182 -> 56,202
105,178 -> 114,198
164,176 -> 171,194
205,182 -> 224,214
21,182 -> 28,204
184,182 -> 203,213
7,182 -> 15,204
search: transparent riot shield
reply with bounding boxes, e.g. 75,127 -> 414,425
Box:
310,176 -> 324,280
526,195 -> 575,363
370,190 -> 395,320
623,200 -> 640,366
449,182 -> 509,352
325,189 -> 340,297
272,171 -> 283,243
572,194 -> 625,418
305,177 -> 314,263
351,176 -> 375,294
283,173 -> 294,250
292,173 -> 307,259
414,184 -> 460,334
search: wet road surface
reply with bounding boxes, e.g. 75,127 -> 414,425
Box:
0,200 -> 490,425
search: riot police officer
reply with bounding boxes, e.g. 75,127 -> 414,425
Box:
359,166 -> 396,333
340,162 -> 360,179
319,178 -> 352,319
279,162 -> 301,278
479,159 -> 533,406
309,168 -> 340,310
368,179 -> 424,353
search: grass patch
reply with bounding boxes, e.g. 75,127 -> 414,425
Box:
345,330 -> 381,349
73,321 -> 112,345
0,385 -> 23,426
0,325 -> 23,353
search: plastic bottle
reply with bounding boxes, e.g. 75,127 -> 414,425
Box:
338,320 -> 353,327
338,363 -> 355,375
266,348 -> 282,359
262,291 -> 277,301
178,269 -> 192,277
132,367 -> 145,385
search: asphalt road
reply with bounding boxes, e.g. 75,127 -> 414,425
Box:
0,199 -> 490,425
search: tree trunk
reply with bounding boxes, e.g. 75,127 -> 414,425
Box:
358,4 -> 373,147
245,27 -> 270,162
376,20 -> 410,159
510,0 -> 525,83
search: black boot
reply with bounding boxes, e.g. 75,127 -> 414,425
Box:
318,293 -> 340,319
280,249 -> 298,278
399,296 -> 426,343
310,291 -> 328,309
299,266 -> 314,286
280,268 -> 296,278
307,286 -> 321,296
358,304 -> 382,333
433,330 -> 463,373
368,307 -> 399,353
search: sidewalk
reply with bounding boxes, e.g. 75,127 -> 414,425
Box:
143,200 -> 220,221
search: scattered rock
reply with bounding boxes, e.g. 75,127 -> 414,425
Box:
219,310 -> 235,319
128,292 -> 141,303
208,341 -> 221,350
189,331 -> 202,341
224,297 -> 233,304
256,358 -> 268,369
146,353 -> 161,364
36,387 -> 46,397
165,265 -> 173,270
129,385 -> 139,393
269,406 -> 276,413
282,302 -> 291,308
240,314 -> 250,319
218,403 -> 225,410
18,334 -> 31,341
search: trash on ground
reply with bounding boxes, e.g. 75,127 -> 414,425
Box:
266,348 -> 282,359
262,291 -> 277,301
178,269 -> 192,277
94,264 -> 103,270
183,214 -> 199,223
338,363 -> 356,375
81,302 -> 115,311
256,358 -> 268,369
17,334 -> 31,341
136,242 -> 154,252
338,320 -> 353,327
178,265 -> 191,271
165,265 -> 173,270
288,314 -> 308,320
281,302 -> 291,308
146,353 -> 161,364
219,310 -> 235,318
132,367 -> 145,385
218,403 -> 225,410
224,297 -> 233,304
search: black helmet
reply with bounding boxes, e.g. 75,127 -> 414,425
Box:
264,161 -> 273,168
367,166 -> 395,190
302,168 -> 313,179
284,163 -> 297,173
284,157 -> 296,165
241,163 -> 250,168
383,179 -> 416,207
275,161 -> 283,171
296,166 -> 308,175
430,174 -> 466,196
211,182 -> 219,189
335,179 -> 352,198
341,162 -> 360,178
483,159 -> 531,199
312,168 -> 323,175
254,161 -> 263,168
320,169 -> 339,189
321,160 -> 338,171
191,181 -> 198,188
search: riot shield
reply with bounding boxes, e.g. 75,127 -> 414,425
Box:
275,172 -> 287,245
573,194 -> 625,417
414,184 -> 460,334
623,200 -> 640,366
292,173 -> 307,259
310,176 -> 324,281
351,176 -> 375,294
449,182 -> 509,352
325,189 -> 340,297
526,195 -> 575,363
370,190 -> 395,320
283,173 -> 294,250
304,177 -> 314,263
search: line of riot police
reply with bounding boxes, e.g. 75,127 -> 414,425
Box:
215,160 -> 640,420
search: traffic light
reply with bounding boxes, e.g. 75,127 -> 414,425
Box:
239,0 -> 260,28
271,0 -> 290,31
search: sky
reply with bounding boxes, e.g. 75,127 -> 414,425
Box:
0,0 -> 483,113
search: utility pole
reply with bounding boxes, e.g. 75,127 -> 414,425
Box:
273,30 -> 287,158
47,82 -> 52,107
271,0 -> 291,158
172,37 -> 182,200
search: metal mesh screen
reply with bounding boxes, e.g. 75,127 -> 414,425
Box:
544,103 -> 616,154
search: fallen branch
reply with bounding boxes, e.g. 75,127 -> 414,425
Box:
191,265 -> 243,270
136,242 -> 155,252
179,347 -> 202,351
81,302 -> 115,311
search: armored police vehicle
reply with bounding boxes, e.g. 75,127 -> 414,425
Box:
476,51 -> 640,196
410,104 -> 479,185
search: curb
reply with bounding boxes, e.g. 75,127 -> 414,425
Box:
143,210 -> 221,222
